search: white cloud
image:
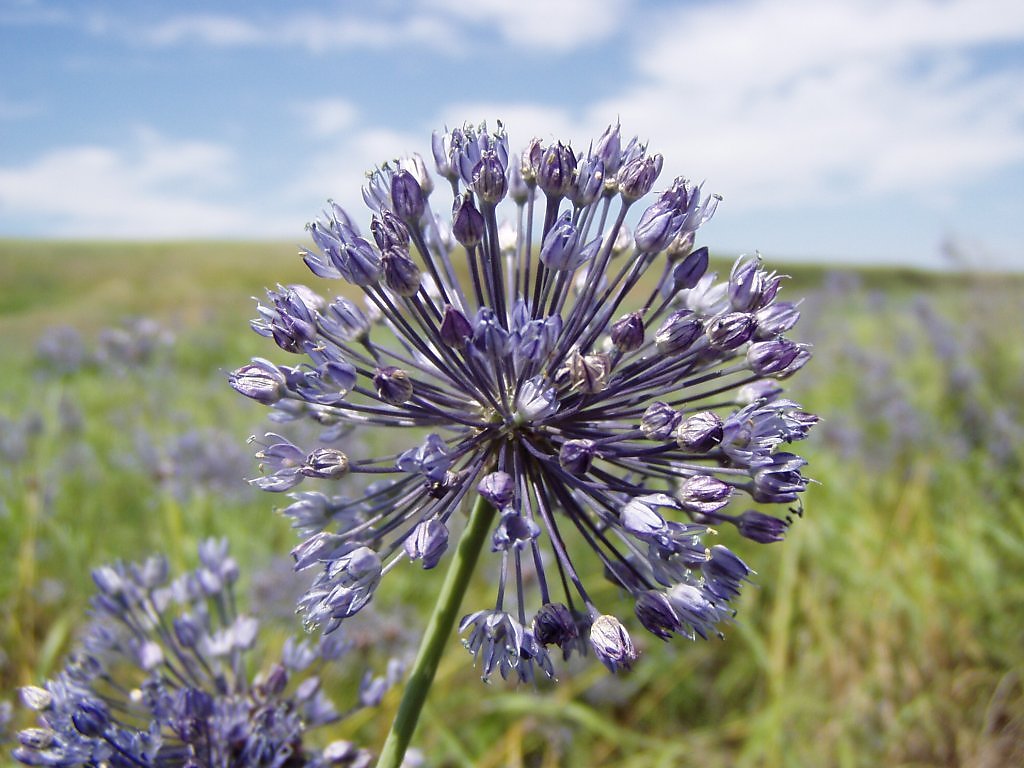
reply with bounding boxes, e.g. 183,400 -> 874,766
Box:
423,0 -> 631,51
141,14 -> 263,46
293,99 -> 359,138
0,130 -> 290,238
125,9 -> 458,54
602,0 -> 1024,209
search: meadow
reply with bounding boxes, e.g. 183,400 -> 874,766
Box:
1,239 -> 1022,767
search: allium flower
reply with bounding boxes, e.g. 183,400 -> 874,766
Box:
231,121 -> 817,679
12,539 -> 401,767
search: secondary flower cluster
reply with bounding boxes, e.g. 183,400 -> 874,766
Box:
13,540 -> 399,767
231,121 -> 816,680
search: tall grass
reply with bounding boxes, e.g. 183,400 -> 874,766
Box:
1,240 -> 1022,766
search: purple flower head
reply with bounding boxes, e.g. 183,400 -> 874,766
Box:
233,121 -> 817,679
13,541 -> 397,768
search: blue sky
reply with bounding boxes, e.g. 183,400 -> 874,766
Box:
1,0 -> 1022,268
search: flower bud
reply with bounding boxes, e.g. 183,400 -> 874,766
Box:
610,312 -> 644,352
593,122 -> 622,176
678,474 -> 732,514
439,305 -> 473,348
634,200 -> 680,252
373,366 -> 414,404
655,310 -> 703,354
72,700 -> 109,737
478,471 -> 515,508
404,518 -> 449,568
618,153 -> 662,201
675,411 -> 724,452
229,359 -> 286,404
452,191 -> 485,247
472,152 -> 508,204
755,301 -> 801,338
381,248 -> 422,297
537,141 -> 576,198
736,510 -> 790,543
640,402 -> 681,440
706,312 -> 756,350
559,439 -> 597,475
492,511 -> 541,551
590,614 -> 638,672
533,602 -> 578,646
302,448 -> 350,479
634,590 -> 681,640
390,168 -> 426,223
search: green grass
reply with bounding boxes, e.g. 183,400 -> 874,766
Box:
1,240 -> 1022,767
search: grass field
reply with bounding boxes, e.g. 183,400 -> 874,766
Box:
1,240 -> 1022,767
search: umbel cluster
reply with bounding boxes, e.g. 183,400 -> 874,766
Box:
229,120 -> 818,681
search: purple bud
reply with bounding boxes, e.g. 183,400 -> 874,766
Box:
537,141 -> 577,198
590,614 -> 638,673
533,602 -> 578,646
634,590 -> 681,640
19,687 -> 52,712
672,246 -> 709,288
755,301 -> 800,338
675,411 -> 724,452
640,402 -> 681,440
618,153 -> 662,201
452,191 -> 485,247
634,200 -> 680,252
370,209 -> 410,251
390,169 -> 425,223
736,510 -> 790,543
472,152 -> 508,204
404,518 -> 449,568
655,310 -> 703,354
706,312 -> 756,350
478,471 -> 515,508
679,474 -> 732,513
17,728 -> 54,750
571,155 -> 604,207
229,359 -> 286,404
559,439 -> 597,475
492,511 -> 541,551
439,305 -> 473,348
610,312 -> 645,352
751,452 -> 808,503
302,448 -> 350,479
747,339 -> 803,376
333,238 -> 382,286
703,545 -> 752,601
593,122 -> 622,176
538,213 -> 580,271
373,366 -> 414,404
381,248 -> 422,297
72,700 -> 109,737
728,255 -> 766,311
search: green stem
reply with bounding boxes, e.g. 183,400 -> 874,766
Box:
377,495 -> 495,768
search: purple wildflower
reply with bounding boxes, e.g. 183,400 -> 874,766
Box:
12,540 -> 397,767
232,121 -> 817,678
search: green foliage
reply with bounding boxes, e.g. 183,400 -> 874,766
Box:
2,241 -> 1022,767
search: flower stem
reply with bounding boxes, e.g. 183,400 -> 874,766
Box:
376,494 -> 495,767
